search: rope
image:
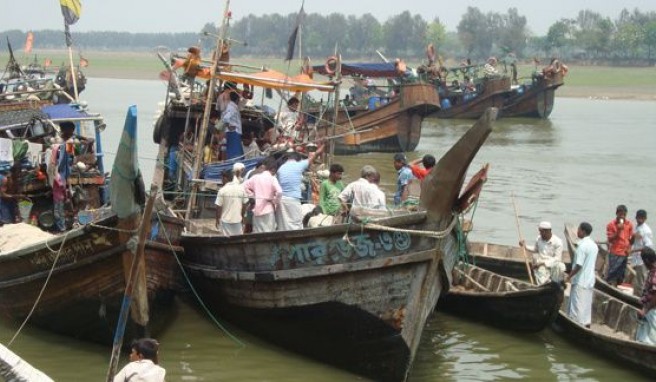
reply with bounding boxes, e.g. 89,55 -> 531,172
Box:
154,211 -> 245,348
88,222 -> 138,234
7,230 -> 73,347
362,213 -> 458,239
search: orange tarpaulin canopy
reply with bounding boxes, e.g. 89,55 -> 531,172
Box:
216,70 -> 335,92
172,59 -> 334,92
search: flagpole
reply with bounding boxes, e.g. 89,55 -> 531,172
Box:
67,44 -> 79,101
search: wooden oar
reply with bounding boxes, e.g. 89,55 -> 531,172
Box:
511,192 -> 535,285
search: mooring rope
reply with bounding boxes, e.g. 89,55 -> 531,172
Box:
8,230 -> 73,347
361,213 -> 459,239
154,211 -> 245,348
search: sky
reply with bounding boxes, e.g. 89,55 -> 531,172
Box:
1,0 -> 655,36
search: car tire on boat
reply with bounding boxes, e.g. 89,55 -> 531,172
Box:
153,114 -> 170,144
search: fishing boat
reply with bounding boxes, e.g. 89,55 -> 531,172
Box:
0,105 -> 177,346
553,287 -> 656,376
0,40 -> 83,106
563,224 -> 641,308
438,264 -> 563,332
467,235 -> 641,309
501,62 -> 566,119
177,103 -> 495,381
310,61 -> 440,154
432,76 -> 511,119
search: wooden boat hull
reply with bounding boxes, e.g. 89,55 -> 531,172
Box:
438,265 -> 563,332
431,77 -> 510,119
317,83 -> 440,155
0,215 -> 178,345
553,288 -> 656,376
183,213 -> 454,381
501,73 -> 564,118
178,108 -> 495,381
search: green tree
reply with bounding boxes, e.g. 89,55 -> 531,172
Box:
457,7 -> 492,59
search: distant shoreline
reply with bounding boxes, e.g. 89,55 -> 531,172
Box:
86,70 -> 656,102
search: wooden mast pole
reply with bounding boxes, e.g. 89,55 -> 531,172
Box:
106,185 -> 158,381
184,0 -> 231,226
328,54 -> 341,165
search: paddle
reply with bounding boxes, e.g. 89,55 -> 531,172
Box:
511,192 -> 535,285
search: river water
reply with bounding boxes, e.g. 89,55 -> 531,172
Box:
1,78 -> 655,381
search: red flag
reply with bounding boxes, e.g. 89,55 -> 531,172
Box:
24,32 -> 34,54
158,70 -> 171,81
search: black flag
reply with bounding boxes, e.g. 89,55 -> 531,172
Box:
285,4 -> 305,61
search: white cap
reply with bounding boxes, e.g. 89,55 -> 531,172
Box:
538,221 -> 552,230
233,162 -> 245,172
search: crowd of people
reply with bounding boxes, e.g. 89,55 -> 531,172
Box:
211,151 -> 437,235
519,205 -> 655,345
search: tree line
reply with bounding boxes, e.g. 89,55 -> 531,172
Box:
2,7 -> 655,65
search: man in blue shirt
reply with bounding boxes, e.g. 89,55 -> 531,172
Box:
566,222 -> 599,328
275,144 -> 324,230
393,153 -> 415,206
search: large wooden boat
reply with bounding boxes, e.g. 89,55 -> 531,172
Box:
179,108 -> 495,381
553,287 -> 656,376
438,264 -> 563,332
432,76 -> 511,119
501,69 -> 565,119
0,106 -> 178,346
310,62 -> 440,154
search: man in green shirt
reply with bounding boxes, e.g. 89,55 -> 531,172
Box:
319,164 -> 344,216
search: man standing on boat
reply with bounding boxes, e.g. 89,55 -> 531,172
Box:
276,144 -> 324,231
215,170 -> 248,236
630,209 -> 653,296
221,91 -> 243,160
520,221 -> 566,285
339,165 -> 381,218
243,157 -> 281,233
566,222 -> 598,328
278,97 -> 303,143
606,204 -> 634,287
393,153 -> 415,206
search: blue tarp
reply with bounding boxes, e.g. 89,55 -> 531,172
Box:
311,62 -> 411,78
41,104 -> 90,120
201,156 -> 264,181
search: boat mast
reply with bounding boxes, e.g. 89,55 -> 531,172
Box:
328,54 -> 341,164
184,0 -> 231,225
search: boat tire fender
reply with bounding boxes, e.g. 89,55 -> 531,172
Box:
324,56 -> 338,75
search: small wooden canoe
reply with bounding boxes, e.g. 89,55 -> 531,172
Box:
553,287 -> 656,376
467,236 -> 642,309
438,264 -> 563,332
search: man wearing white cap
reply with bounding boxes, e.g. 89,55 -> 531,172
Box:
520,221 -> 566,285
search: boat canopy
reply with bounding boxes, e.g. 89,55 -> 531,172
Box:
215,70 -> 335,92
41,104 -> 102,122
311,62 -> 410,78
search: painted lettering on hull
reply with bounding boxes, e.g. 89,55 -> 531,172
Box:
270,231 -> 411,268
